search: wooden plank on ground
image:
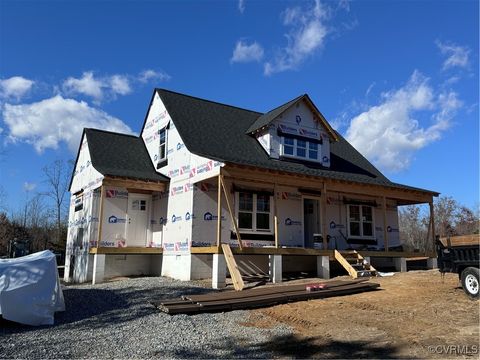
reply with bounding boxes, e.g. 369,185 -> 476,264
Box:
221,244 -> 245,291
184,279 -> 369,302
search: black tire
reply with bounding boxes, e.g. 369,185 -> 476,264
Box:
461,267 -> 479,299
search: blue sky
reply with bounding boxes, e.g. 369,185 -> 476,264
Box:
0,0 -> 478,213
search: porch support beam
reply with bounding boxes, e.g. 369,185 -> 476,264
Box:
383,196 -> 388,252
102,177 -> 166,192
220,175 -> 243,250
321,182 -> 328,250
217,175 -> 222,246
223,166 -> 434,204
96,185 -> 105,249
274,183 -> 279,248
429,201 -> 436,252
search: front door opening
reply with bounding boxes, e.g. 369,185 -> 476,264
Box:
304,198 -> 320,248
127,195 -> 149,246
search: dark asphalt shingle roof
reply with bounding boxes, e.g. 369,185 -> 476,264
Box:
85,128 -> 169,182
155,89 -> 437,194
246,94 -> 304,134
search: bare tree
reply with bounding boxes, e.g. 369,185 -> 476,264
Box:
399,205 -> 428,251
42,159 -> 71,245
434,196 -> 459,237
455,206 -> 479,235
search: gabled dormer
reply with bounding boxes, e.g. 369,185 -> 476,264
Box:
247,94 -> 338,167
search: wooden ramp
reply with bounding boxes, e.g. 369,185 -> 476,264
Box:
153,279 -> 380,315
335,250 -> 377,279
221,244 -> 245,291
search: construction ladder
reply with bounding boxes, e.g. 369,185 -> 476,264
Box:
334,250 -> 377,279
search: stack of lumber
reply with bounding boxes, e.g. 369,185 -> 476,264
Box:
153,279 -> 380,315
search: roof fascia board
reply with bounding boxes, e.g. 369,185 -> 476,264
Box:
68,129 -> 86,192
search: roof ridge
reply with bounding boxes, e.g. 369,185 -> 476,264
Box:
262,93 -> 305,116
85,127 -> 138,139
155,88 -> 263,115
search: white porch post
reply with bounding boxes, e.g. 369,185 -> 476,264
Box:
394,257 -> 407,272
316,255 -> 330,279
269,255 -> 282,283
92,254 -> 106,284
212,253 -> 227,289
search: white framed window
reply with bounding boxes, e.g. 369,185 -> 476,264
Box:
235,192 -> 273,233
159,127 -> 167,161
281,136 -> 320,162
74,194 -> 83,212
347,205 -> 374,238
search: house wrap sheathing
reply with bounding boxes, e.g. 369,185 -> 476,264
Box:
65,89 -> 438,284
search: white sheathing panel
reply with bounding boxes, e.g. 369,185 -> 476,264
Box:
255,130 -> 271,156
151,192 -> 168,248
276,185 -> 304,247
100,187 -> 128,247
141,92 -> 223,255
265,100 -> 331,166
192,178 -> 280,248
65,135 -> 103,282
191,178 -> 228,247
70,136 -> 104,194
324,192 -> 400,250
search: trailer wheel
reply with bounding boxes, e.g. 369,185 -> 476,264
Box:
461,267 -> 479,298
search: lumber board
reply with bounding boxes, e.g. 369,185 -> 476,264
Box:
334,250 -> 359,278
221,244 -> 245,291
155,281 -> 380,315
184,279 -> 369,302
439,235 -> 480,247
220,175 -> 243,249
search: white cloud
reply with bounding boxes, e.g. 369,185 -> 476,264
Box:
264,0 -> 330,75
109,75 -> 131,95
231,41 -> 264,63
345,71 -> 462,172
0,76 -> 35,101
63,72 -> 104,100
436,40 -> 470,70
238,0 -> 245,14
138,69 -> 171,83
23,182 -> 37,192
2,95 -> 133,153
62,72 -> 133,103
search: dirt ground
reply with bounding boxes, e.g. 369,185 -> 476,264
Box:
243,270 -> 479,359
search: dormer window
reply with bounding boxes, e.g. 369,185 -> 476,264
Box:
281,135 -> 320,162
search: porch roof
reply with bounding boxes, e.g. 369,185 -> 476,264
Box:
85,128 -> 169,183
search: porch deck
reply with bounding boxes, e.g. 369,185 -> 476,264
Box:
190,246 -> 436,259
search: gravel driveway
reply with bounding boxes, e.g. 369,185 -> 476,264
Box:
0,277 -> 294,359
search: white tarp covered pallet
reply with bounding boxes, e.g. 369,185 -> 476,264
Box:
0,250 -> 65,325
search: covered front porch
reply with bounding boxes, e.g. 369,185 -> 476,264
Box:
193,164 -> 438,287
88,175 -> 167,283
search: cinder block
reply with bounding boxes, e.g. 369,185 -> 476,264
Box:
394,257 -> 407,272
269,255 -> 282,283
427,257 -> 438,269
92,254 -> 106,284
316,255 -> 330,279
212,254 -> 226,289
